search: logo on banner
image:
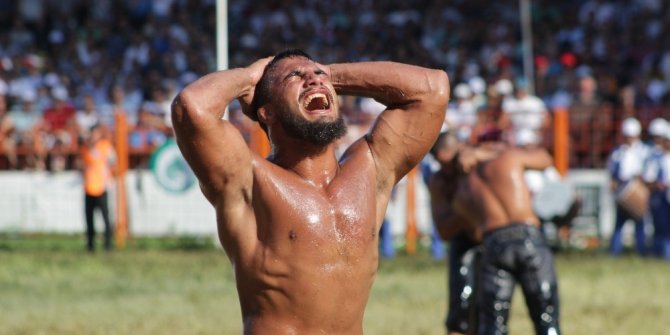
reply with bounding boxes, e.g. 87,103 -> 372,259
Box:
149,139 -> 195,193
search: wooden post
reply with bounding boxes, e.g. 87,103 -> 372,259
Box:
114,111 -> 129,249
405,167 -> 418,255
553,107 -> 569,176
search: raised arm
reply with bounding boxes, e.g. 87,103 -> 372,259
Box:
329,62 -> 450,189
171,57 -> 270,257
517,147 -> 554,171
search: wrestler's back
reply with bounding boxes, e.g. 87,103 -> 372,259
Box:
454,151 -> 540,232
230,153 -> 381,335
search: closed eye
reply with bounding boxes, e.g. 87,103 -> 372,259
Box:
284,70 -> 302,81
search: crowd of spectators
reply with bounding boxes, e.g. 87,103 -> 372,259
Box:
0,0 -> 669,170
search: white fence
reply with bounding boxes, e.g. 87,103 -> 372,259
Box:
0,170 -> 618,243
0,170 -> 216,236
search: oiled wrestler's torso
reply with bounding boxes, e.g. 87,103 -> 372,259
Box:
228,147 -> 384,335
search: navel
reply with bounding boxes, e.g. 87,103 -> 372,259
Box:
289,230 -> 298,241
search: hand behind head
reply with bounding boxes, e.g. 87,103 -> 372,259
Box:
240,56 -> 274,121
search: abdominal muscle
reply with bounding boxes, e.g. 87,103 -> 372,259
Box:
235,237 -> 378,335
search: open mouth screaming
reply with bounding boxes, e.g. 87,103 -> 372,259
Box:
303,92 -> 331,112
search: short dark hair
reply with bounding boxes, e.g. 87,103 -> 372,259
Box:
430,131 -> 457,157
247,49 -> 314,123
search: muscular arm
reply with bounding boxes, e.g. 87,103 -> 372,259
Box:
329,62 -> 450,189
517,147 -> 554,171
171,58 -> 270,258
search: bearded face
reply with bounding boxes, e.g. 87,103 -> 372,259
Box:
277,106 -> 347,146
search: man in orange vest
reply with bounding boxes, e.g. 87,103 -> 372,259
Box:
80,124 -> 116,252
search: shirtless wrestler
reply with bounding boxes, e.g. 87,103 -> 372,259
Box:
445,143 -> 561,335
429,132 -> 502,335
171,49 -> 450,334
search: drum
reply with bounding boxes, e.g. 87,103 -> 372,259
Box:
616,179 -> 649,220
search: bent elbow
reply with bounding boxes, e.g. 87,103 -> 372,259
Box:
171,89 -> 200,127
430,69 -> 451,107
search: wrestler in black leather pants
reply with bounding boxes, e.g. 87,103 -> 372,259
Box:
446,232 -> 481,334
477,223 -> 560,335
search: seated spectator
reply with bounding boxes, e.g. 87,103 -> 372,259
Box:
0,94 -> 17,169
42,86 -> 77,171
143,86 -> 173,133
100,84 -> 140,128
7,90 -> 46,169
128,103 -> 167,152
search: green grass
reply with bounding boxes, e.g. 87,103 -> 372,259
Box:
1,236 -> 669,334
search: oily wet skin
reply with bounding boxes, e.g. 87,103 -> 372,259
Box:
237,151 -> 380,334
447,148 -> 561,335
172,52 -> 450,334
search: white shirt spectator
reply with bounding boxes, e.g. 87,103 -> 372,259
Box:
502,90 -> 547,146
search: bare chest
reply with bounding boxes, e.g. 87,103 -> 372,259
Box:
254,174 -> 379,254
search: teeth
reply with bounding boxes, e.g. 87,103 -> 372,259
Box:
304,93 -> 329,109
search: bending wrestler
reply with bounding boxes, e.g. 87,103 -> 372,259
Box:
171,49 -> 450,334
446,143 -> 561,335
429,132 -> 502,335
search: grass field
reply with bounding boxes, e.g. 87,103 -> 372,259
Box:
1,235 -> 670,335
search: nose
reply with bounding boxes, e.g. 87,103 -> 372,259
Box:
304,71 -> 323,87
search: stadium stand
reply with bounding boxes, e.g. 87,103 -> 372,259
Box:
0,0 -> 668,170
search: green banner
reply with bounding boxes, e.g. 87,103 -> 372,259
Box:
149,138 -> 196,193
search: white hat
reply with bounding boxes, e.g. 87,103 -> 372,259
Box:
21,89 -> 37,102
454,83 -> 472,99
648,118 -> 668,137
51,86 -> 68,101
468,76 -> 486,95
495,79 -> 513,96
621,117 -> 641,137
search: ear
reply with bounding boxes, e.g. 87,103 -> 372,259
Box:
257,106 -> 275,125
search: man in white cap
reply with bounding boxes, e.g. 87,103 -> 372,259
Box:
642,118 -> 670,259
607,117 -> 650,256
445,83 -> 477,143
647,118 -> 668,150
499,78 -> 549,147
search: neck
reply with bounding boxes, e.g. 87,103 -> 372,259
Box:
270,140 -> 340,189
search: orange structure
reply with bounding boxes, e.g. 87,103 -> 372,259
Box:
114,112 -> 129,249
553,107 -> 569,176
405,168 -> 418,255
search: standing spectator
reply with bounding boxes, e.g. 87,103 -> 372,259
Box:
608,117 -> 650,256
499,79 -> 550,147
76,94 -> 103,140
647,118 -> 668,150
642,119 -> 670,260
80,124 -> 116,252
569,75 -> 604,168
445,83 -> 477,143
